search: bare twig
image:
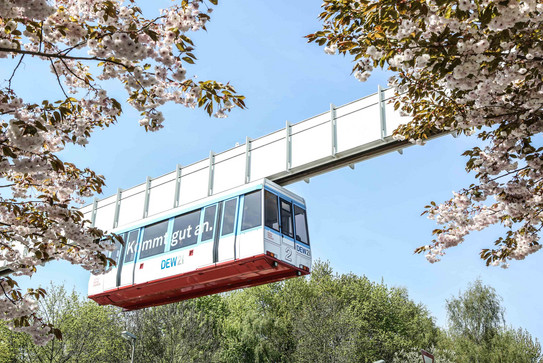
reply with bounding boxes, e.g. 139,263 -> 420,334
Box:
7,54 -> 25,91
0,280 -> 16,305
57,57 -> 99,92
38,21 -> 44,53
48,58 -> 71,100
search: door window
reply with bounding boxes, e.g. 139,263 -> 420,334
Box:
280,199 -> 294,238
124,229 -> 140,263
294,205 -> 310,245
264,190 -> 279,231
109,233 -> 125,266
201,205 -> 217,242
221,198 -> 238,236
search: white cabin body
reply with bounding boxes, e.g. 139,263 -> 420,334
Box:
88,179 -> 311,310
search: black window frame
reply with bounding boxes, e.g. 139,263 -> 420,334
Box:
138,219 -> 169,259
294,204 -> 310,246
280,198 -> 294,238
241,190 -> 262,231
124,229 -> 140,263
200,205 -> 217,242
109,233 -> 125,267
171,209 -> 201,251
221,198 -> 238,236
264,190 -> 280,232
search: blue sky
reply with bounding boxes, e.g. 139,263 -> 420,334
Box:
7,0 -> 543,343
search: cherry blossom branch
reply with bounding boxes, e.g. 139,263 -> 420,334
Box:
0,48 -> 128,69
0,0 -> 246,344
57,15 -> 166,57
0,281 -> 16,305
311,0 -> 543,267
57,57 -> 99,92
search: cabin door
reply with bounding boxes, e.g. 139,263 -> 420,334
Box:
279,198 -> 295,264
114,241 -> 125,288
117,229 -> 139,287
102,234 -> 124,292
213,198 -> 238,263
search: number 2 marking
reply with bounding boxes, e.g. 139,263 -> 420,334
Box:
285,247 -> 292,261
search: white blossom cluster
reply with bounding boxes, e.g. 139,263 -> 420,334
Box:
0,0 -> 241,345
0,0 -> 55,20
1,0 -> 238,130
317,0 -> 543,267
0,89 -> 118,341
0,279 -> 54,345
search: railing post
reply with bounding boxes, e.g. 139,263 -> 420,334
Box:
174,164 -> 182,208
143,176 -> 151,218
113,188 -> 122,228
285,121 -> 292,172
244,137 -> 252,183
91,197 -> 98,227
331,103 -> 337,157
378,85 -> 387,140
208,151 -> 215,196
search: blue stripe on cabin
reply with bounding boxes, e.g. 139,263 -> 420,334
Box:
114,180 -> 308,265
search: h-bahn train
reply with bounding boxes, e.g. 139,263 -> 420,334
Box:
88,179 -> 311,310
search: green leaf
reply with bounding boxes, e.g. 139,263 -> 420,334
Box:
2,146 -> 17,158
182,57 -> 195,64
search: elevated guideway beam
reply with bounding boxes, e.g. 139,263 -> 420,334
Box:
274,137 -> 411,186
80,87 -> 424,232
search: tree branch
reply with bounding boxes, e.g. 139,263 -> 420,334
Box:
57,57 -> 98,92
7,54 -> 25,92
57,15 -> 166,57
48,58 -> 71,101
0,47 -> 129,69
0,281 -> 16,305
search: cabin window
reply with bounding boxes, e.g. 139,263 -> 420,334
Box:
280,199 -> 293,238
110,233 -> 124,265
171,209 -> 201,250
221,198 -> 237,236
241,190 -> 262,231
264,190 -> 279,231
201,205 -> 217,242
294,205 -> 310,245
139,220 -> 169,259
124,229 -> 140,263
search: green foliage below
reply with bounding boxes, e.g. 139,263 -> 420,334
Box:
0,263 -> 540,363
0,284 -> 126,363
438,280 -> 542,363
219,262 -> 436,363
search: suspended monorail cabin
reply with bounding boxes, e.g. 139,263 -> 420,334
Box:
88,179 -> 311,310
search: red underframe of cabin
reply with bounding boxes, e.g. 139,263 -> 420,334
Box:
88,254 -> 309,310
